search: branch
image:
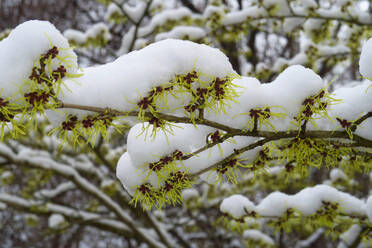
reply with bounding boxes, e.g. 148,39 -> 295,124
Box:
349,225 -> 372,248
75,50 -> 106,65
58,102 -> 372,149
34,181 -> 75,200
81,135 -> 116,173
0,193 -> 133,237
295,228 -> 324,248
128,0 -> 153,52
191,137 -> 273,178
0,144 -> 166,248
235,210 -> 368,222
224,13 -> 372,27
285,0 -> 295,16
350,112 -> 372,132
144,212 -> 177,248
178,0 -> 201,14
112,0 -> 136,24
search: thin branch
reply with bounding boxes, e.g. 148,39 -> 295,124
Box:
350,112 -> 372,132
82,135 -> 116,172
191,137 -> 274,178
181,134 -> 235,161
285,0 -> 295,16
300,120 -> 308,138
237,210 -> 367,221
75,50 -> 106,65
295,229 -> 324,248
349,225 -> 372,248
178,0 -> 201,14
74,1 -> 99,23
237,0 -> 243,10
112,0 -> 136,24
144,212 -> 176,248
58,101 -> 372,148
128,0 -> 153,52
224,13 -> 372,27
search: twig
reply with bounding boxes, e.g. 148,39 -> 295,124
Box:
350,112 -> 372,132
128,0 -> 153,52
112,0 -> 136,24
179,0 -> 201,14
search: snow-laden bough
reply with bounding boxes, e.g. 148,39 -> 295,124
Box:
0,20 -> 372,211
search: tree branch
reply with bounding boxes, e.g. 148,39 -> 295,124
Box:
224,13 -> 372,27
350,112 -> 372,132
178,0 -> 201,14
0,144 -> 166,248
58,102 -> 372,149
128,0 -> 153,52
112,0 -> 136,24
348,225 -> 371,248
0,193 -> 133,237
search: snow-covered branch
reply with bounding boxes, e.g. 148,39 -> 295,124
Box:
0,192 -> 133,237
1,3 -> 372,245
0,143 -> 167,248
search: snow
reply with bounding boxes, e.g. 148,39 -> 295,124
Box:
86,23 -> 111,42
155,26 -> 206,41
290,185 -> 366,216
107,1 -> 148,24
301,0 -> 318,9
1,171 -> 12,180
1,20 -> 372,225
199,170 -> 219,184
367,195 -> 372,223
203,5 -> 224,19
117,122 -> 262,192
25,214 -> 38,222
183,135 -> 260,174
243,229 -> 275,245
48,213 -> 65,229
220,194 -> 255,219
118,26 -> 135,54
64,29 -> 86,44
359,37 -> 372,79
263,0 -> 291,15
256,191 -> 290,217
317,44 -> 350,57
58,38 -> 234,116
296,229 -> 324,248
266,166 -> 284,175
123,2 -> 147,23
223,6 -> 266,26
0,192 -> 133,240
304,19 -> 325,32
106,3 -> 122,21
206,65 -> 324,131
64,23 -> 111,46
101,179 -> 115,188
35,182 -> 75,199
126,123 -> 212,168
0,20 -> 77,99
282,18 -> 304,33
325,80 -> 372,140
330,169 -> 347,182
221,185 -> 366,218
116,152 -> 150,195
181,188 -> 199,201
138,8 -> 192,37
339,225 -> 362,248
